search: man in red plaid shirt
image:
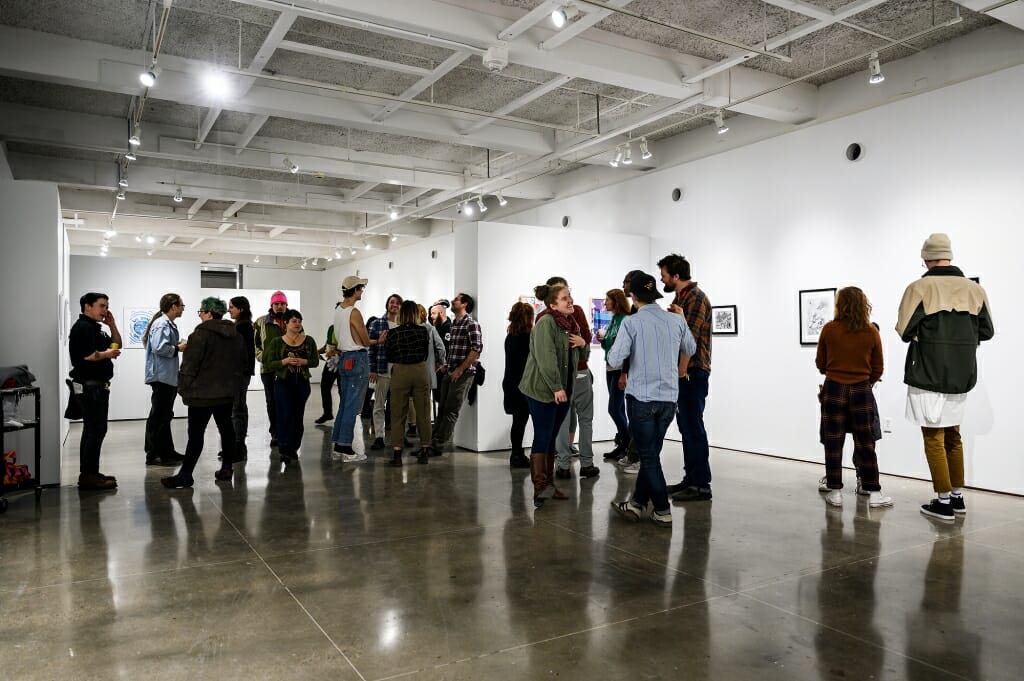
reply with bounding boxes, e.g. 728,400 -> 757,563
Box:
659,254 -> 714,501
430,292 -> 482,453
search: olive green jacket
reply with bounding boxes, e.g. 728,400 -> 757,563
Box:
263,335 -> 320,381
518,315 -> 586,403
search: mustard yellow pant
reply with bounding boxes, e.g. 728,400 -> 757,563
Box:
921,425 -> 964,494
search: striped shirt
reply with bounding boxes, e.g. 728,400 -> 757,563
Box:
606,303 -> 696,403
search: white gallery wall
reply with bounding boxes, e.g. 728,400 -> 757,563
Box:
500,63 -> 1024,494
0,180 -> 67,485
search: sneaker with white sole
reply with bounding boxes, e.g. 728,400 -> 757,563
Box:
855,478 -> 870,496
868,491 -> 894,508
920,498 -> 955,522
824,490 -> 842,507
950,495 -> 967,515
621,461 -> 640,475
611,499 -> 643,522
341,452 -> 368,463
650,509 -> 672,527
818,476 -> 831,492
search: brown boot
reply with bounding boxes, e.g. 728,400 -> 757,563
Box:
545,453 -> 569,500
531,453 -> 554,506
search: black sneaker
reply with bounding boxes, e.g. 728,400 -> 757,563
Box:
603,445 -> 625,461
279,449 -> 298,462
579,465 -> 600,479
555,467 -> 572,479
920,499 -> 955,522
671,486 -> 712,502
370,437 -> 386,450
950,495 -> 967,515
314,414 -> 333,424
333,443 -> 353,455
665,480 -> 692,495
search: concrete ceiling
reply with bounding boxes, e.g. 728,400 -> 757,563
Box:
0,0 -> 1020,267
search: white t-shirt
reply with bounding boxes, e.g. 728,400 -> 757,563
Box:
905,386 -> 966,428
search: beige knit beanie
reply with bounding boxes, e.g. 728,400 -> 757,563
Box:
921,233 -> 953,261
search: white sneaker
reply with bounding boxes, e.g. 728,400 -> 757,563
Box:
616,455 -> 630,467
818,476 -> 830,492
650,509 -> 672,527
855,479 -> 870,496
824,490 -> 842,507
341,452 -> 367,463
868,491 -> 894,508
621,462 -> 640,475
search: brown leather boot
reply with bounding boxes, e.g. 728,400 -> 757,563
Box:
545,453 -> 569,500
531,453 -> 554,506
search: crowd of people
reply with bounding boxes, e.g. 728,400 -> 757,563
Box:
65,233 -> 993,526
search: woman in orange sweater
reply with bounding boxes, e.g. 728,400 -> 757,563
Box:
815,287 -> 893,508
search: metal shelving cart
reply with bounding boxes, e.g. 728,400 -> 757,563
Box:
1,386 -> 42,513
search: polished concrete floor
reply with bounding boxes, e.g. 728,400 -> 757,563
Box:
2,399 -> 1022,681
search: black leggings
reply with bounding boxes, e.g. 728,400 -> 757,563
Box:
509,401 -> 530,453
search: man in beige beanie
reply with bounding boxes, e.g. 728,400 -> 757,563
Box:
895,233 -> 994,522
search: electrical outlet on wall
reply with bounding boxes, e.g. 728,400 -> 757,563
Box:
883,417 -> 893,433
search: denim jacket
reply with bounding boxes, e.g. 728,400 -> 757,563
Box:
144,315 -> 180,386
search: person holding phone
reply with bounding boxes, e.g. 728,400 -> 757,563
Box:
68,292 -> 122,490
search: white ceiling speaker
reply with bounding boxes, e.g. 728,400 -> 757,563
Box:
483,43 -> 509,72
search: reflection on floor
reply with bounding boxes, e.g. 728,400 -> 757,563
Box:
2,399 -> 1022,681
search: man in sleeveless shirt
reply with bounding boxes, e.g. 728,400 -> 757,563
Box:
331,276 -> 373,462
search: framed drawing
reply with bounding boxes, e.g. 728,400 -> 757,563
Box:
591,297 -> 612,346
518,295 -> 542,316
799,288 -> 836,346
123,307 -> 156,349
711,305 -> 738,335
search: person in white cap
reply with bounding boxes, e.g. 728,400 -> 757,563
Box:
896,233 -> 994,522
331,275 -> 372,462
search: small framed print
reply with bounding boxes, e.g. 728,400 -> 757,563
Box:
711,305 -> 738,336
799,288 -> 836,346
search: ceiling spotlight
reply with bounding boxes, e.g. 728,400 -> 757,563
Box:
477,196 -> 487,213
105,229 -> 117,238
391,233 -> 398,242
714,111 -> 729,135
364,242 -> 371,250
173,187 -> 183,203
622,143 -> 633,165
253,255 -> 260,263
335,249 -> 342,259
118,176 -> 128,188
100,244 -> 109,253
388,205 -> 399,220
146,235 -> 156,245
125,150 -> 137,161
609,146 -> 622,168
146,249 -> 154,256
349,246 -> 356,256
496,191 -> 508,207
201,70 -> 232,99
868,51 -> 885,85
312,257 -> 319,266
99,249 -> 108,257
139,64 -> 161,88
463,200 -> 475,217
300,260 -> 307,270
325,254 -> 333,262
116,190 -> 126,201
129,123 -> 141,147
135,234 -> 143,243
640,137 -> 652,160
284,157 -> 299,174
551,3 -> 580,28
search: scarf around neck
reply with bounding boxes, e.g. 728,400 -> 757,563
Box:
550,309 -> 580,336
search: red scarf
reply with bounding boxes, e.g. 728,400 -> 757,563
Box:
550,309 -> 580,336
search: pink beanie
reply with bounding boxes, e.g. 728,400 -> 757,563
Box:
270,291 -> 288,305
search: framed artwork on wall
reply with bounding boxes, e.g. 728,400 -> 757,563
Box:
591,297 -> 612,346
799,288 -> 836,346
123,307 -> 156,349
711,305 -> 738,335
518,296 -> 542,316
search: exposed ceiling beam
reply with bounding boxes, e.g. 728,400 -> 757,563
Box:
497,0 -> 562,41
347,182 -> 378,200
233,114 -> 270,155
187,197 -> 208,218
398,187 -> 432,205
371,50 -> 472,122
461,75 -> 573,134
268,227 -> 289,238
189,238 -> 206,249
223,201 -> 248,218
0,27 -> 563,155
277,40 -> 433,76
226,0 -> 815,123
953,0 -> 1024,31
194,10 -> 297,149
162,235 -> 175,247
217,222 -> 234,234
539,0 -> 635,51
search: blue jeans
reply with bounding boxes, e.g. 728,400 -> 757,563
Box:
526,396 -> 571,454
627,397 -> 676,514
274,375 -> 311,453
332,351 -> 369,446
676,369 -> 711,487
605,369 -> 629,446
